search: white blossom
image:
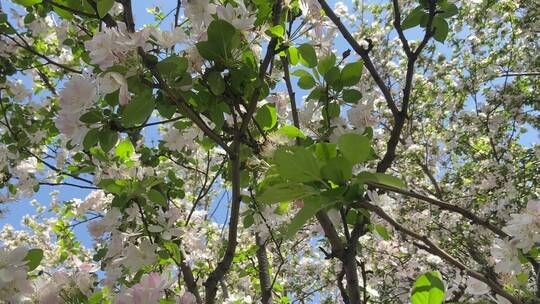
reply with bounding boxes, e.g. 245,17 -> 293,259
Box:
163,126 -> 203,152
216,2 -> 256,33
502,200 -> 540,252
116,239 -> 157,272
0,246 -> 32,301
182,0 -> 216,30
152,27 -> 187,48
6,80 -> 30,102
347,100 -> 377,131
490,238 -> 521,274
55,75 -> 97,145
465,277 -> 490,296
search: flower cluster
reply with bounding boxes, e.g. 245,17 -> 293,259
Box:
0,247 -> 32,302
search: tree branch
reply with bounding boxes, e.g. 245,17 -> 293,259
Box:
281,56 -> 300,129
203,143 -> 241,303
365,181 -> 508,238
337,268 -> 350,304
138,49 -> 233,156
497,72 -> 540,77
39,182 -> 98,190
256,235 -> 273,304
354,199 -> 521,304
85,0 -> 117,27
376,0 -> 435,173
239,0 -> 283,135
316,211 -> 363,303
317,0 -> 398,117
391,0 -> 412,57
119,0 -> 136,32
186,158 -> 225,225
176,244 -> 203,304
417,161 -> 443,199
42,0 -> 97,18
3,29 -> 82,74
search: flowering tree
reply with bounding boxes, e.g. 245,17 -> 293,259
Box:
0,0 -> 538,303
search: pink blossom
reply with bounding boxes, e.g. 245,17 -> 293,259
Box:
115,272 -> 171,304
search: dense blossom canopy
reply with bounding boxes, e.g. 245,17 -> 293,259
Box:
0,0 -> 538,303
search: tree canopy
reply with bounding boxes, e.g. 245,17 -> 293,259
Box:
0,0 -> 539,303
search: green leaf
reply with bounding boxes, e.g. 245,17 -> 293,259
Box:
157,101 -> 176,119
276,125 -> 306,139
337,133 -> 370,164
115,139 -> 134,161
324,102 -> 340,119
432,16 -> 449,42
88,291 -> 105,304
315,143 -> 337,162
258,183 -> 318,204
275,202 -> 289,215
122,91 -> 155,127
321,157 -> 353,184
298,44 -> 317,68
13,0 -> 42,6
98,127 -> 118,153
255,104 -> 277,131
163,241 -> 181,263
324,66 -> 341,85
105,65 -> 129,75
156,56 -> 188,78
287,46 -> 299,65
317,53 -> 336,76
53,6 -> 74,20
274,146 -> 321,182
343,89 -> 363,103
97,0 -> 114,18
307,87 -> 325,100
267,25 -> 285,37
209,103 -> 225,130
8,184 -> 16,195
148,189 -> 167,207
530,247 -> 540,259
373,173 -> 406,188
346,209 -> 363,225
24,248 -> 43,271
341,61 -> 363,86
24,13 -> 35,25
283,196 -> 328,239
90,147 -> 108,162
243,214 -> 254,228
410,271 -> 445,304
207,71 -> 226,95
291,69 -> 312,78
79,111 -> 102,124
241,49 -> 257,73
402,7 -> 426,30
356,172 -> 406,189
517,249 -> 529,264
418,0 -> 429,9
375,224 -> 391,240
516,271 -> 529,284
196,20 -> 241,63
298,75 -> 316,89
83,128 -> 100,150
439,3 -> 458,18
176,73 -> 192,89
